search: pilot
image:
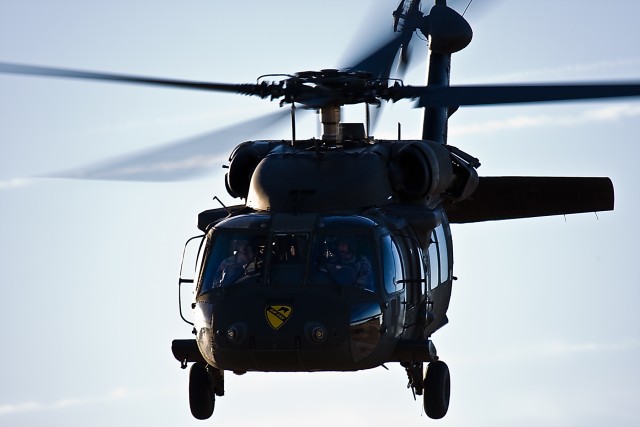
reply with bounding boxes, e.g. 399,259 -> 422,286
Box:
214,237 -> 260,287
334,237 -> 373,290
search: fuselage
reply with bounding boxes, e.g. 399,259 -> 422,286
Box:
191,208 -> 453,373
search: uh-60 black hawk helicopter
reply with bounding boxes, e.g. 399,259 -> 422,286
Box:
3,0 -> 640,421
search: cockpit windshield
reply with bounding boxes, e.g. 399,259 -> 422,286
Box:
310,234 -> 376,292
200,231 -> 267,292
198,215 -> 379,293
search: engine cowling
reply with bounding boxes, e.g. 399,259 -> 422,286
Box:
246,146 -> 394,212
226,139 -> 478,211
225,141 -> 275,199
388,140 -> 455,204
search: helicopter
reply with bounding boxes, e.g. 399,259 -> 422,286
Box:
1,0 -> 639,422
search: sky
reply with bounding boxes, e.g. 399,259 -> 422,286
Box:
0,1 -> 639,426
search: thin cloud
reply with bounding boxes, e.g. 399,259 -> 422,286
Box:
450,338 -> 640,367
509,338 -> 640,361
464,58 -> 640,83
0,386 -> 169,416
0,178 -> 33,190
450,104 -> 640,136
0,401 -> 40,416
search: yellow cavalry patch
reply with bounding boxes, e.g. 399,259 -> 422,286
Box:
265,305 -> 293,330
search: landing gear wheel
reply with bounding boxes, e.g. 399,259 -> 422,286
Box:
423,360 -> 450,419
189,362 -> 215,420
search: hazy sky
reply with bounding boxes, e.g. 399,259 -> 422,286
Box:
1,1 -> 639,426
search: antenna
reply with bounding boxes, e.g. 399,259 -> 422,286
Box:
365,103 -> 371,139
291,102 -> 297,146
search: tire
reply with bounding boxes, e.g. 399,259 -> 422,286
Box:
189,363 -> 215,420
423,360 -> 450,419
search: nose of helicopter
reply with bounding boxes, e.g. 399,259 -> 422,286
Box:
197,289 -> 383,372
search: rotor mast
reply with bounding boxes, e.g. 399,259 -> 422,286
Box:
321,106 -> 341,141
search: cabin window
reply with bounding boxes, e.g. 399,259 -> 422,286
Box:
381,235 -> 405,294
435,224 -> 450,282
427,224 -> 450,290
417,245 -> 428,298
311,234 -> 376,291
199,231 -> 267,292
427,231 -> 439,290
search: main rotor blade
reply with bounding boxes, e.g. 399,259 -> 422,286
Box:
44,109 -> 291,181
344,35 -> 404,80
341,0 -> 423,81
445,176 -> 614,223
404,82 -> 640,107
0,62 -> 262,95
339,0 -> 400,79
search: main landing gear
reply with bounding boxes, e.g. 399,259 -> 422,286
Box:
423,360 -> 450,419
189,362 -> 224,420
404,359 -> 451,419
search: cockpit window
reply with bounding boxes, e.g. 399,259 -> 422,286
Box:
199,231 -> 267,292
311,234 -> 376,292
